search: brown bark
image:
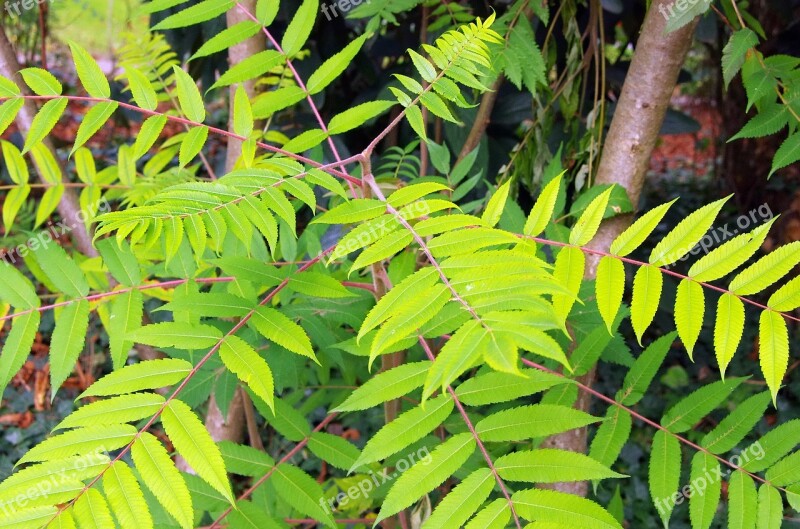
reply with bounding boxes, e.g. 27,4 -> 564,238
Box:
541,0 -> 699,496
0,28 -> 97,257
204,0 -> 266,445
224,1 -> 265,169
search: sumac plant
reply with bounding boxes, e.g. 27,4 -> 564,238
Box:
0,1 -> 798,529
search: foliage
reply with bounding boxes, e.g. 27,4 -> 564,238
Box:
0,1 -> 798,528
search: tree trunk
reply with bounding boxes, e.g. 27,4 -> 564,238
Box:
203,0 -> 266,446
0,28 -> 97,257
541,0 -> 699,496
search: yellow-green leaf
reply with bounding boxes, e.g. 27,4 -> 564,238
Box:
759,310 -> 789,404
675,279 -> 704,359
68,41 -> 110,98
630,265 -> 662,345
596,256 -> 625,333
648,196 -> 729,266
162,399 -> 234,502
715,292 -> 744,378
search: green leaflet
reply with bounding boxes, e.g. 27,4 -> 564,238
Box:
220,441 -> 274,477
729,241 -> 800,295
272,465 -> 336,528
475,404 -> 599,442
289,271 -> 355,298
728,470 -> 757,529
79,358 -> 193,398
569,186 -> 614,246
126,69 -> 158,111
108,290 -> 143,369
233,84 -> 253,138
178,125 -> 208,167
648,196 -> 730,266
552,246 -> 584,323
335,361 -> 430,412
630,264 -> 663,345
23,97 -> 68,154
496,448 -> 626,482
421,468 -> 494,529
251,307 -> 316,361
359,267 -> 439,339
0,73 -> 20,97
97,238 -> 142,287
764,451 -> 800,486
661,377 -> 746,433
770,132 -> 800,177
0,99 -> 24,137
350,394 -> 453,469
307,432 -> 361,470
307,35 -> 367,94
128,322 -> 222,349
756,484 -> 782,529
72,101 -> 118,155
73,489 -> 114,529
312,198 -> 387,225
700,392 -> 770,455
0,506 -> 58,529
162,400 -> 234,502
376,433 -> 476,524
455,368 -> 567,406
674,279 -> 705,359
17,424 -> 137,465
722,29 -> 759,87
152,0 -> 234,30
759,310 -> 789,404
257,398 -> 311,442
369,284 -> 450,362
617,332 -> 676,405
131,432 -> 193,529
219,335 -> 274,411
728,104 -> 791,143
741,419 -> 800,472
172,66 -> 206,123
104,461 -> 153,529
610,200 -> 676,257
596,256 -> 625,333
714,293 -> 745,378
512,488 -> 622,528
190,21 -> 262,60
0,312 -> 40,395
50,300 -> 90,399
33,241 -> 89,298
482,180 -> 511,228
423,320 -> 484,399
328,100 -> 396,135
227,500 -> 284,528
20,67 -> 62,95
350,230 -> 414,273
589,406 -> 632,475
688,220 -> 774,282
464,498 -> 510,529
768,275 -> 800,311
664,0 -> 711,32
281,0 -> 318,56
688,452 -> 721,529
0,262 -> 40,308
649,430 -> 681,527
55,393 -> 164,430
